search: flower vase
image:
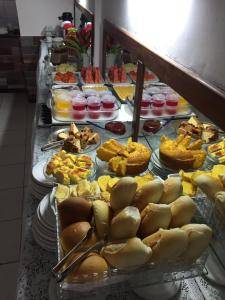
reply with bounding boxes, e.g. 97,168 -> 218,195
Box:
106,53 -> 116,69
82,53 -> 90,67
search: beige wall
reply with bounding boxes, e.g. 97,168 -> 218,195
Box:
16,0 -> 73,36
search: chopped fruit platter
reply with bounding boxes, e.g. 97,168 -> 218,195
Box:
129,70 -> 159,83
81,66 -> 104,84
53,72 -> 78,84
107,65 -> 130,84
178,164 -> 225,201
55,63 -> 77,73
45,150 -> 94,184
49,123 -> 101,154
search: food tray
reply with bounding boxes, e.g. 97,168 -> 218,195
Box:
49,94 -> 121,122
81,84 -> 109,93
43,156 -> 96,185
48,126 -> 101,154
53,187 -> 209,298
112,84 -> 135,102
52,104 -> 120,122
51,72 -> 81,85
150,149 -> 213,179
80,75 -> 105,86
105,73 -> 132,86
128,70 -> 159,84
128,101 -> 192,119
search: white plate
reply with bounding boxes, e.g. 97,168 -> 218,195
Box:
38,194 -> 56,228
32,220 -> 57,252
32,160 -> 53,187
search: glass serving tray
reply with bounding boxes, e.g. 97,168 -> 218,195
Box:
48,126 -> 101,154
53,183 -> 209,298
150,148 -> 213,179
51,72 -> 81,85
43,156 -> 96,185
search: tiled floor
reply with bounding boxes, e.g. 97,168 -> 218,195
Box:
0,93 -> 35,300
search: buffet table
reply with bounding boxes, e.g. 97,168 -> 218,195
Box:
16,41 -> 225,299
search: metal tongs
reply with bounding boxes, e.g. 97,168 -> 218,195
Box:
52,227 -> 107,282
41,140 -> 64,151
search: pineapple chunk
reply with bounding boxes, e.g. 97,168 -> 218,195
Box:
97,175 -> 111,192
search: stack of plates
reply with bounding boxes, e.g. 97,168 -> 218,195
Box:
31,160 -> 53,200
32,193 -> 57,252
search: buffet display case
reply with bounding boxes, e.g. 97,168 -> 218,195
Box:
17,2 -> 225,298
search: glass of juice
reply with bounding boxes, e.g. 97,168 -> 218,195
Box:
141,93 -> 151,116
71,96 -> 86,120
152,94 -> 165,116
54,93 -> 72,110
87,96 -> 101,119
165,93 -> 179,115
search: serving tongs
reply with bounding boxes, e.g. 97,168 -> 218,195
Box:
41,139 -> 64,151
52,227 -> 107,282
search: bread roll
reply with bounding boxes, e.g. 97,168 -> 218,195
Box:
101,237 -> 152,268
93,200 -> 111,239
143,228 -> 188,264
66,252 -> 108,282
58,196 -> 92,229
159,177 -> 183,204
110,177 -> 137,211
133,179 -> 164,211
110,206 -> 141,239
219,174 -> 225,188
181,224 -> 212,262
193,174 -> 224,200
61,222 -> 97,253
215,191 -> 225,216
138,203 -> 171,238
169,196 -> 196,228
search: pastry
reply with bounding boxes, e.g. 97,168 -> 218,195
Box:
159,177 -> 183,204
143,120 -> 161,133
181,224 -> 212,262
169,196 -> 196,228
101,237 -> 152,268
58,196 -> 93,229
143,228 -> 188,264
193,174 -> 224,200
159,134 -> 206,170
110,206 -> 141,239
93,200 -> 111,239
177,116 -> 219,143
214,191 -> 225,216
110,177 -> 137,211
65,253 -> 108,282
105,121 -> 126,135
138,203 -> 172,238
208,138 -> 225,163
133,179 -> 164,211
61,222 -> 97,253
97,138 -> 151,176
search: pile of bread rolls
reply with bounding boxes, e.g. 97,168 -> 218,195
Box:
57,176 -> 212,282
